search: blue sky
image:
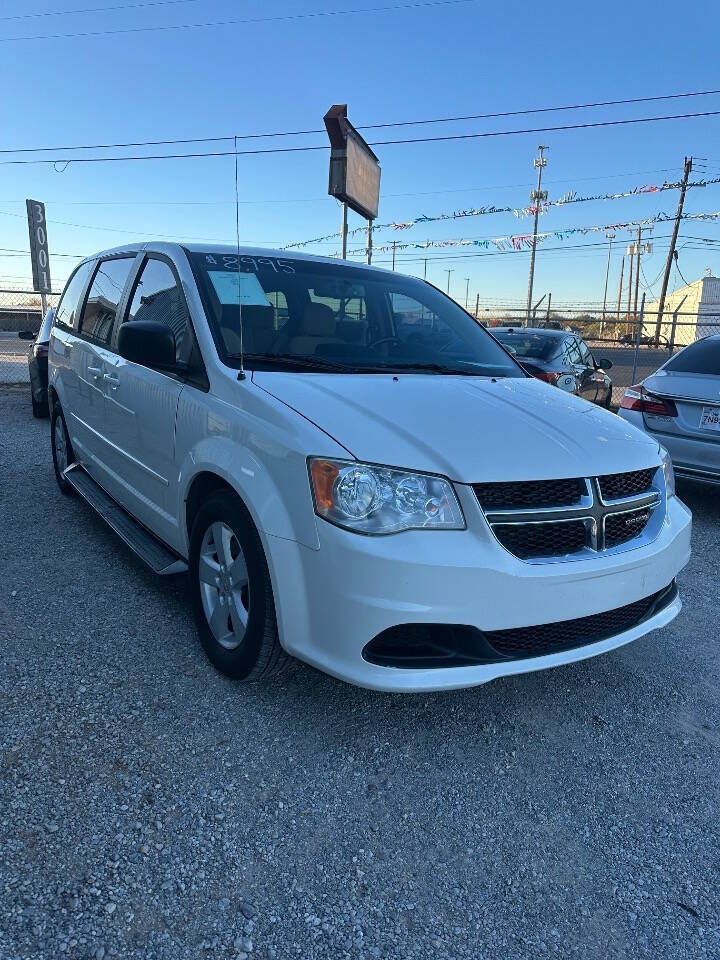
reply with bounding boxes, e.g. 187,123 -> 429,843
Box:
2,0 -> 720,310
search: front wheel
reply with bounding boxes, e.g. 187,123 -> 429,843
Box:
188,490 -> 291,681
51,404 -> 75,495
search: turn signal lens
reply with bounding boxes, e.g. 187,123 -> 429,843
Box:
309,459 -> 339,511
308,458 -> 465,535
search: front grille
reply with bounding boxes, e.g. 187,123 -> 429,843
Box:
598,468 -> 654,501
485,582 -> 676,659
605,507 -> 652,548
473,477 -> 584,510
475,468 -> 662,561
494,520 -> 587,559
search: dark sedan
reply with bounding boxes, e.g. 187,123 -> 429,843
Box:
18,307 -> 54,418
492,327 -> 613,407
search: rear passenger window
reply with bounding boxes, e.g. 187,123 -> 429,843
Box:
54,260 -> 94,331
124,258 -> 192,364
565,339 -> 582,365
80,258 -> 134,345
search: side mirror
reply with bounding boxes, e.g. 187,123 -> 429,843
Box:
596,357 -> 613,370
118,320 -> 175,369
18,330 -> 35,341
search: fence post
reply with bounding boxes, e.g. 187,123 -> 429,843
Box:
668,295 -> 687,353
631,292 -> 645,386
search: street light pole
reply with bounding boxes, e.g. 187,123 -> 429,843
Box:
525,145 -> 548,327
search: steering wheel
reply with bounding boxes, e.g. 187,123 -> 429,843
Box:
368,336 -> 403,350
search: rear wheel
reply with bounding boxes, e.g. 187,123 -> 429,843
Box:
51,404 -> 75,495
189,490 -> 291,681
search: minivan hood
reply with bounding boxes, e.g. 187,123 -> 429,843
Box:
253,372 -> 659,482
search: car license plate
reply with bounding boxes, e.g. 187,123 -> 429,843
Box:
700,406 -> 720,431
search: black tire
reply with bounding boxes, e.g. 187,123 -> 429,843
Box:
188,490 -> 291,681
51,404 -> 75,496
32,394 -> 49,419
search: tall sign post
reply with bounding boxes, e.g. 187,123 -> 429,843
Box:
323,105 -> 381,262
26,199 -> 52,314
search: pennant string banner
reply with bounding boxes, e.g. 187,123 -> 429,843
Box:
340,209 -> 720,257
283,176 -> 720,250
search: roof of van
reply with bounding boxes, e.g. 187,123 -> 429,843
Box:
83,242 -> 403,278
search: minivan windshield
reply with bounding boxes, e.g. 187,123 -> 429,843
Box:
187,250 -> 524,378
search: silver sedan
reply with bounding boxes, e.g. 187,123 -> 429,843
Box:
619,335 -> 720,485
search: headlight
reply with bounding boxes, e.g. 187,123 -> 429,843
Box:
308,458 -> 465,534
660,446 -> 675,499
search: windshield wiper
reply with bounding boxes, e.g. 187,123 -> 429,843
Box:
230,352 -> 352,372
376,362 -> 489,376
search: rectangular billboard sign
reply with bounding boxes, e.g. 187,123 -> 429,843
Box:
26,199 -> 52,293
325,105 -> 381,221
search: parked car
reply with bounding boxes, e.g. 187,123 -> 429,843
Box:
619,335 -> 720,485
491,327 -> 613,406
18,307 -> 55,418
48,244 -> 690,692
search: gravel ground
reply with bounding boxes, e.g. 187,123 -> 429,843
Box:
0,336 -> 31,384
1,388 -> 719,960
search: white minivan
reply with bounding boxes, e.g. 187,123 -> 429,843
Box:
48,243 -> 691,691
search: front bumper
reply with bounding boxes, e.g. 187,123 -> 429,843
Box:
265,488 -> 692,692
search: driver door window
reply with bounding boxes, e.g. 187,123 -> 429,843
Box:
125,258 -> 192,364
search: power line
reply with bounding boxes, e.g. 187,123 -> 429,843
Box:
357,89 -> 720,131
0,0 -> 477,43
0,0 -> 203,23
3,88 -> 720,154
3,110 -> 720,168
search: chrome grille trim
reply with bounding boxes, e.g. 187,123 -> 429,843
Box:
476,468 -> 665,563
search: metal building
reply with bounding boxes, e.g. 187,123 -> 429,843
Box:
644,273 -> 720,348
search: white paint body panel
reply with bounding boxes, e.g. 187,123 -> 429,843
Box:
49,242 -> 692,691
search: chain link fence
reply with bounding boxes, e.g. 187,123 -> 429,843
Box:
0,290 -> 60,384
481,307 -> 720,406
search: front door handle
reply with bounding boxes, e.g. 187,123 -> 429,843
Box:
87,365 -> 103,379
104,373 -> 120,389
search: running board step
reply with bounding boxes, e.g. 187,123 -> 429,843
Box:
63,464 -> 188,576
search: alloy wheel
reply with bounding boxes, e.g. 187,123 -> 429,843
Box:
54,418 -> 68,475
198,521 -> 250,650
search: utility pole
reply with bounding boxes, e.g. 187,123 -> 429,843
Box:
546,292 -> 551,322
366,221 -> 373,265
423,258 -> 428,280
341,201 -> 348,259
445,269 -> 454,294
474,292 -> 480,318
464,277 -> 470,310
600,232 -> 615,335
633,225 -> 642,324
626,244 -> 634,331
391,241 -> 397,271
654,156 -> 692,340
615,255 -> 624,326
525,145 -> 548,326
